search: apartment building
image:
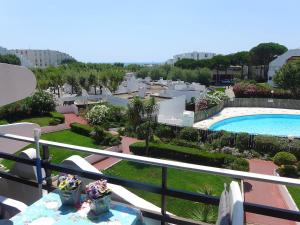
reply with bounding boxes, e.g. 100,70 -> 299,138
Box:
10,49 -> 74,68
166,51 -> 216,64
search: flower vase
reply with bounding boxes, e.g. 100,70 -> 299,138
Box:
90,194 -> 111,215
59,184 -> 82,206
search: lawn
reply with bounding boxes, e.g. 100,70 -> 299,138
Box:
287,186 -> 300,209
14,116 -> 54,127
104,161 -> 232,222
1,130 -> 101,170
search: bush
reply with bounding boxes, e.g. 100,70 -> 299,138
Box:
154,124 -> 174,139
136,122 -> 148,139
48,118 -> 61,126
0,119 -> 8,125
230,158 -> 249,171
29,91 -> 56,115
50,112 -> 65,123
207,131 -> 234,148
86,105 -> 109,126
130,142 -> 235,168
179,127 -> 199,142
277,165 -> 298,178
70,123 -> 93,136
170,138 -> 202,149
92,126 -> 122,146
253,135 -> 281,156
236,133 -> 249,150
273,152 -> 297,166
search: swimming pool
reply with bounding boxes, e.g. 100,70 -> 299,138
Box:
209,114 -> 300,137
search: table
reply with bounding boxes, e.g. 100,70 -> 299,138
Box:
10,191 -> 144,225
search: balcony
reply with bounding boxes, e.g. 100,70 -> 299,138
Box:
0,131 -> 300,224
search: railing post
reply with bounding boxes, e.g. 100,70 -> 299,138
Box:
42,145 -> 52,192
34,128 -> 43,198
161,167 -> 167,225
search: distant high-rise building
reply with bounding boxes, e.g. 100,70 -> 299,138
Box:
10,49 -> 74,68
0,46 -> 10,55
166,51 -> 216,64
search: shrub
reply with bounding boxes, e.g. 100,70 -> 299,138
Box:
219,132 -> 234,147
170,138 -> 202,149
48,118 -> 61,126
29,91 -> 56,115
154,124 -> 174,139
273,152 -> 297,166
0,119 -> 8,125
50,112 -> 65,123
236,133 -> 249,150
70,123 -> 93,136
130,142 -> 235,168
86,105 -> 109,126
253,135 -> 281,156
136,122 -> 148,139
230,158 -> 249,171
179,127 -> 199,142
92,126 -> 121,146
277,165 -> 298,178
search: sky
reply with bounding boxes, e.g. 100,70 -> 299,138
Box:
1,0 -> 300,63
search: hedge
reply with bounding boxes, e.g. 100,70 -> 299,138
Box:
70,123 -> 93,136
50,112 -> 65,123
130,142 -> 236,168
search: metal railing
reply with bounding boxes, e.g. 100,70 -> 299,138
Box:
1,132 -> 300,224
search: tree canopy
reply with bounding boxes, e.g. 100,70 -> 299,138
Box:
0,54 -> 21,65
273,61 -> 300,96
249,42 -> 288,66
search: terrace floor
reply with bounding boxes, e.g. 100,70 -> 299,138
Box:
193,107 -> 300,129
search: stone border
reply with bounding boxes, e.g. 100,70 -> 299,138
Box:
193,107 -> 300,129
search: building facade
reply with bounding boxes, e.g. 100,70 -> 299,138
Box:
10,49 -> 74,68
268,49 -> 300,86
166,51 -> 216,64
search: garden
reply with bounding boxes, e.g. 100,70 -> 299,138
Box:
0,91 -> 65,126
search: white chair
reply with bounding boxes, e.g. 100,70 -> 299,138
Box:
0,196 -> 27,219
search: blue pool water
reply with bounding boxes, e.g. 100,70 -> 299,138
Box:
209,114 -> 300,137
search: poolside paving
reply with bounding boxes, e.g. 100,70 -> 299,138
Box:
245,159 -> 296,225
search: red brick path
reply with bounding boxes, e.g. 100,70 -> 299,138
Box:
92,136 -> 140,170
244,159 -> 296,225
64,113 -> 88,127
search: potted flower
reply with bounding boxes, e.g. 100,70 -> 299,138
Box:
58,174 -> 82,206
86,180 -> 111,215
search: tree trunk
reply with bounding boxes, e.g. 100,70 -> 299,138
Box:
241,65 -> 244,80
58,87 -> 60,98
145,119 -> 151,156
94,86 -> 97,95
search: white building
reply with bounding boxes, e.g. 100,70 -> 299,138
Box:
268,49 -> 300,85
9,49 -> 74,68
166,51 -> 216,64
0,46 -> 10,55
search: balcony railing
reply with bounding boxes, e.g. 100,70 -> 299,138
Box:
1,131 -> 300,224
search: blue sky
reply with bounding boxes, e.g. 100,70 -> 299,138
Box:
1,0 -> 299,63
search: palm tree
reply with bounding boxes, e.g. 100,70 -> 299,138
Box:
127,97 -> 144,131
144,97 -> 158,156
88,73 -> 97,95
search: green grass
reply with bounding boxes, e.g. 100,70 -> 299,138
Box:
1,130 -> 101,170
104,161 -> 232,222
214,87 -> 226,92
287,186 -> 300,209
14,116 -> 53,127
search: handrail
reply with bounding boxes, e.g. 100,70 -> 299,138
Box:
2,132 -> 300,187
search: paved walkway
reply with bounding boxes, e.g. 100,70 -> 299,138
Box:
93,136 -> 140,170
64,113 -> 88,127
41,113 -> 87,134
244,159 -> 296,225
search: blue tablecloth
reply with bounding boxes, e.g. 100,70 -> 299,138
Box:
10,191 -> 144,225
